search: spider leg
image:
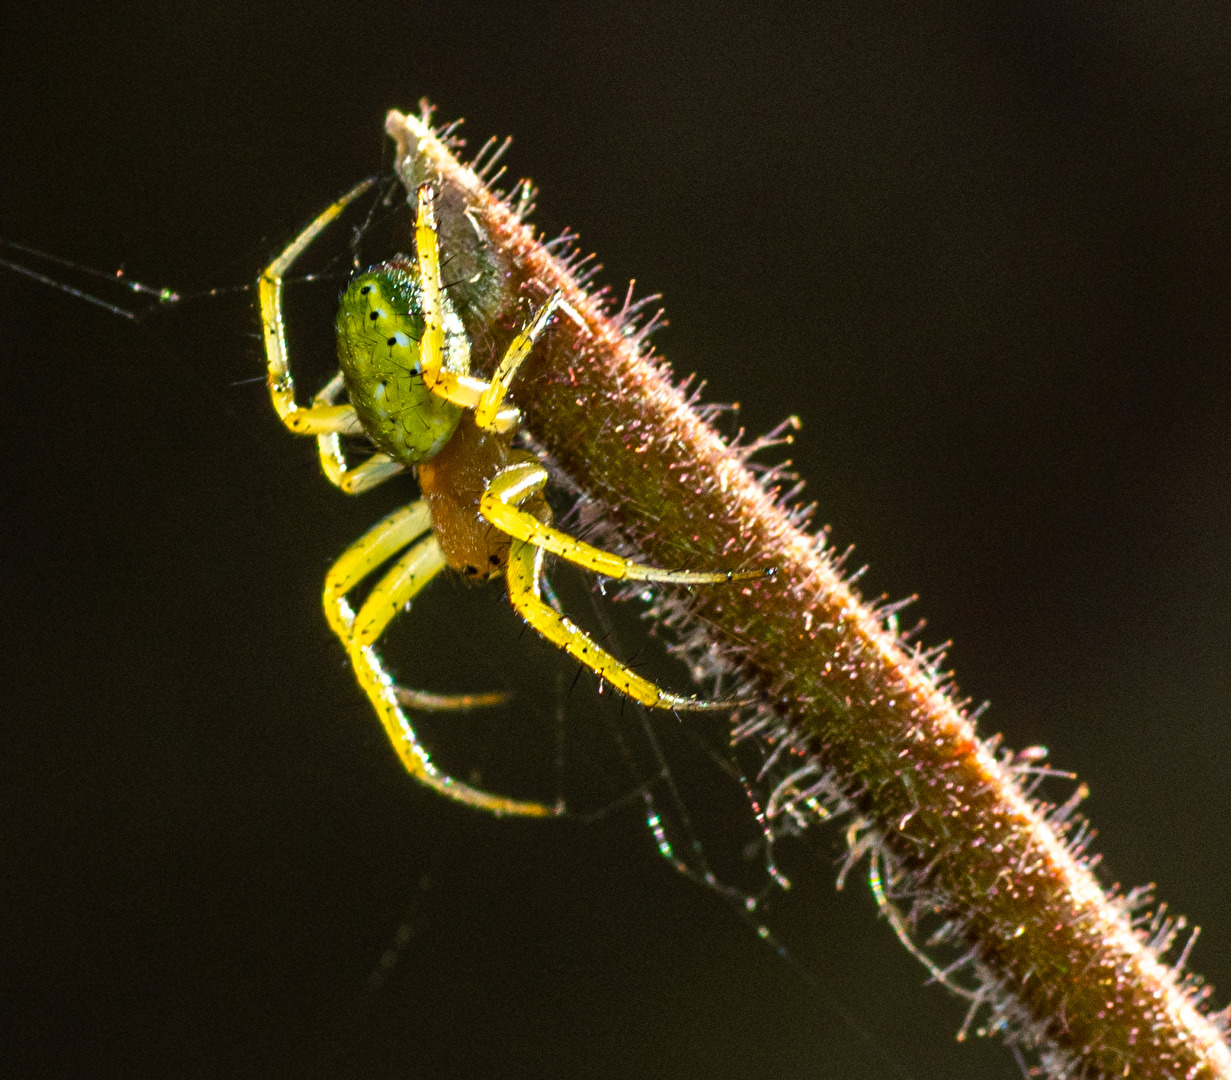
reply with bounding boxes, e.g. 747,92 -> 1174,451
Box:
505,540 -> 742,712
482,462 -> 770,585
411,185 -> 519,429
258,179 -> 374,437
324,501 -> 557,817
312,371 -> 405,495
473,290 -> 564,430
323,501 -> 434,640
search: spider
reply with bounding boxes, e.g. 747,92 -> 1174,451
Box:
257,178 -> 768,817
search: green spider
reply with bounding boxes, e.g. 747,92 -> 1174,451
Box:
258,178 -> 767,817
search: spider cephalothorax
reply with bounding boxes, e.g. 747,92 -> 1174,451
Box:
257,179 -> 769,816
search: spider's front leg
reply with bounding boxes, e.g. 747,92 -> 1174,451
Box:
311,371 -> 405,495
413,184 -> 565,431
486,462 -> 765,711
257,179 -> 375,439
323,500 -> 558,817
259,181 -> 409,497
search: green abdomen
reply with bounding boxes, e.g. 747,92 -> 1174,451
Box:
335,262 -> 468,465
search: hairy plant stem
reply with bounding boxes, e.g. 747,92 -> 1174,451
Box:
385,106 -> 1230,1080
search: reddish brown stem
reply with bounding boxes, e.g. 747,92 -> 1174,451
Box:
386,106 -> 1230,1080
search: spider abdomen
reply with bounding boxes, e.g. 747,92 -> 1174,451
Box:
335,260 -> 471,464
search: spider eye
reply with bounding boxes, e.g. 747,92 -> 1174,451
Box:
360,285 -> 372,295
369,311 -> 379,321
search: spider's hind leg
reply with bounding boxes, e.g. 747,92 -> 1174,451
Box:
504,539 -> 746,713
324,501 -> 558,817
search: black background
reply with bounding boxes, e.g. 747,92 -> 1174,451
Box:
2,3 -> 1230,1078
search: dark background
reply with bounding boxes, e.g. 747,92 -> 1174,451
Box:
2,3 -> 1229,1078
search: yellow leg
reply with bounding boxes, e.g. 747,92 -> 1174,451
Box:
258,179 -> 374,436
482,462 -> 770,584
312,371 -> 405,494
473,291 -> 564,430
348,532 -> 445,650
414,184 -> 448,394
323,501 -> 434,639
505,541 -> 742,711
412,184 -> 519,429
323,502 -> 555,817
394,686 -> 509,711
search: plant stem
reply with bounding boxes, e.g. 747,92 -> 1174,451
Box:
386,105 -> 1231,1080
